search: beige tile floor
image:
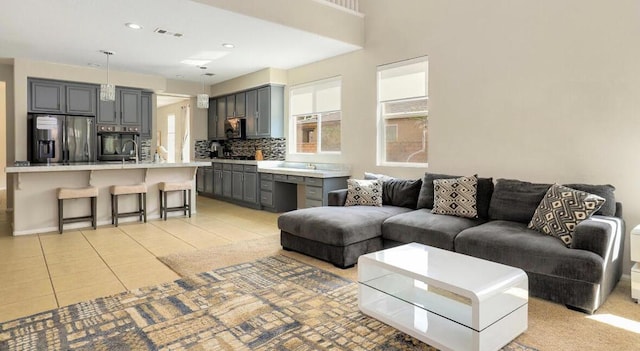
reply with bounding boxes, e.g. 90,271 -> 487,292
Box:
0,193 -> 280,323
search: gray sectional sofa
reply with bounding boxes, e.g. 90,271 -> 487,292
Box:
278,173 -> 625,313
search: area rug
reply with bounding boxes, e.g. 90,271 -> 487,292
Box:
0,255 -> 534,350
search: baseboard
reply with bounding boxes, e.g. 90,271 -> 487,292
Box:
621,273 -> 631,282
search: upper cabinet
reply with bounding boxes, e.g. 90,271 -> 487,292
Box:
210,85 -> 284,140
29,79 -> 97,116
226,92 -> 246,118
98,87 -> 148,134
247,85 -> 284,138
140,92 -> 152,138
119,89 -> 142,126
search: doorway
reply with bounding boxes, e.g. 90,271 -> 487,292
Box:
156,95 -> 191,162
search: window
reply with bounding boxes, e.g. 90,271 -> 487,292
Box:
290,77 -> 342,154
377,57 -> 428,165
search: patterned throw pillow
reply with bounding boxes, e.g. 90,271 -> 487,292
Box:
528,184 -> 605,247
344,179 -> 383,207
432,175 -> 478,218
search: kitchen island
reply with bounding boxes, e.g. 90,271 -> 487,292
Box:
5,161 -> 210,235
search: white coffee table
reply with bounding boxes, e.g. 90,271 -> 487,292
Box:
358,243 -> 528,351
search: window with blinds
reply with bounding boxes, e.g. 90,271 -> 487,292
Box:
377,57 -> 429,165
290,77 -> 342,154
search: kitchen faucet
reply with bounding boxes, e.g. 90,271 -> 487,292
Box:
122,139 -> 139,164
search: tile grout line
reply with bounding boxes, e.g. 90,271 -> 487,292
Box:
80,229 -> 129,291
37,234 -> 60,308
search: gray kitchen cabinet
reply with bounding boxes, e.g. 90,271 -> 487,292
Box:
303,177 -> 348,207
65,84 -> 97,115
216,98 -> 227,139
225,92 -> 246,118
255,85 -> 284,138
196,168 -> 205,193
29,79 -> 98,116
243,166 -> 258,204
245,89 -> 258,137
207,98 -> 217,140
140,92 -> 152,138
120,88 -> 142,126
204,167 -> 214,194
222,164 -> 232,198
213,163 -> 223,196
29,79 -> 65,113
232,164 -> 244,201
98,97 -> 117,124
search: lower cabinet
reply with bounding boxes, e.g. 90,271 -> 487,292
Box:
211,162 -> 259,208
196,166 -> 214,195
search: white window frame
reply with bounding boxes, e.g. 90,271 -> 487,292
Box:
289,76 -> 342,155
376,56 -> 429,167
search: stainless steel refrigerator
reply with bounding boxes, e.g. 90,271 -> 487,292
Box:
28,114 -> 96,163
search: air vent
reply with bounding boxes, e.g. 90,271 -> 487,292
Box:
154,28 -> 183,37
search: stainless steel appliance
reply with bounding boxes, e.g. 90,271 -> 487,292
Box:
28,114 -> 96,164
224,118 -> 246,139
97,125 -> 140,161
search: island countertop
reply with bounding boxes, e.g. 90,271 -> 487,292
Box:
6,161 -> 210,173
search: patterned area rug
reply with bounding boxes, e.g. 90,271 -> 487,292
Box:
0,256 -> 535,350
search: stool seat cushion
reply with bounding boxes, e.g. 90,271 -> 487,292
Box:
110,184 -> 147,195
58,186 -> 98,200
159,181 -> 192,191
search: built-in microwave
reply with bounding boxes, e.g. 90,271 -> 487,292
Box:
224,118 -> 246,139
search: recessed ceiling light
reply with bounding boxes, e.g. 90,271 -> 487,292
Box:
175,74 -> 185,78
222,43 -> 235,49
180,59 -> 211,66
125,22 -> 143,30
87,63 -> 101,67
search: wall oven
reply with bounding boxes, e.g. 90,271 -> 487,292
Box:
97,125 -> 140,161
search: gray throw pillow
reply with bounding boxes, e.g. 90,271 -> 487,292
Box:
382,178 -> 422,209
488,179 -> 551,223
564,183 -> 616,217
417,173 -> 494,219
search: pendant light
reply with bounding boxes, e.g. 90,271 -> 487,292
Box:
99,50 -> 116,101
197,66 -> 209,109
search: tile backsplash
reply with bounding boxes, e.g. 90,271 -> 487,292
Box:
140,138 -> 151,162
195,138 -> 286,160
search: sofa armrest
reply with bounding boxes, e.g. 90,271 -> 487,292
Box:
328,189 -> 348,206
571,216 -> 624,259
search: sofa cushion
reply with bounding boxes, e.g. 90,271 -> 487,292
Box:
417,173 -> 494,219
454,220 -> 604,283
528,184 -> 606,246
488,179 -> 551,223
382,178 -> 422,209
382,209 -> 486,251
432,175 -> 478,218
278,205 -> 411,246
564,183 -> 616,217
345,179 -> 382,207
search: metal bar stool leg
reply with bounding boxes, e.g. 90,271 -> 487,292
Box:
188,189 -> 192,218
92,196 -> 97,229
143,193 -> 147,223
58,199 -> 63,234
164,190 -> 168,221
114,194 -> 119,227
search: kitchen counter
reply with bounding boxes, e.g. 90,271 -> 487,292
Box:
7,161 -> 208,236
6,161 -> 210,173
195,158 -> 352,178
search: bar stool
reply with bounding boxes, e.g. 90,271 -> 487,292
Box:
158,181 -> 192,220
110,184 -> 147,227
57,186 -> 98,234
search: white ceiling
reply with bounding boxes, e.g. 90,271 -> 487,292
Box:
0,0 -> 361,85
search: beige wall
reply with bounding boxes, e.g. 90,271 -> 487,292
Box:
285,0 -> 640,274
0,81 -> 6,190
210,68 -> 287,97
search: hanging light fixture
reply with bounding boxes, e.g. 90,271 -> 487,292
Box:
197,66 -> 209,109
99,50 -> 116,101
